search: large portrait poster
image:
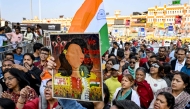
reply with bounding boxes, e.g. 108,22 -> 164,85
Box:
50,33 -> 103,101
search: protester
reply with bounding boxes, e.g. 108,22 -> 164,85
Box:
171,48 -> 186,71
123,56 -> 137,79
181,53 -> 190,75
23,27 -> 33,43
34,47 -> 50,71
14,47 -> 23,65
145,62 -> 168,94
2,68 -> 38,103
162,63 -> 173,87
102,53 -> 109,64
23,53 -> 42,95
105,64 -> 121,101
157,47 -> 170,63
33,43 -> 44,63
153,92 -> 175,109
6,28 -> 23,48
0,27 -> 8,52
16,79 -> 58,109
109,42 -> 120,56
5,53 -> 14,60
149,72 -> 190,109
134,67 -> 153,109
4,21 -> 12,33
36,25 -> 43,37
112,74 -> 140,107
103,58 -> 117,81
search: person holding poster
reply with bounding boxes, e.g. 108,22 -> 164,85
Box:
49,34 -> 102,102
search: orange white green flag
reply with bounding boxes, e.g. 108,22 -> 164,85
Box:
69,0 -> 110,56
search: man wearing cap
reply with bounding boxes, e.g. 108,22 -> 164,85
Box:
105,64 -> 121,101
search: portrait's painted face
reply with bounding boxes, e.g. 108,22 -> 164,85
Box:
66,44 -> 84,70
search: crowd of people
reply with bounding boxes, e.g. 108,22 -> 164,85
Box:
0,21 -> 190,109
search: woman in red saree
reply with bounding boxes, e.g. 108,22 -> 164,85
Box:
134,67 -> 153,109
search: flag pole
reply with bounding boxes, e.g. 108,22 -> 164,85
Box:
39,0 -> 41,20
31,0 -> 33,19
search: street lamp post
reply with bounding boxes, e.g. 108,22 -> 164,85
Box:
31,0 -> 33,19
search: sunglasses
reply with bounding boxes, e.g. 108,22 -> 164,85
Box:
151,63 -> 159,68
129,61 -> 136,64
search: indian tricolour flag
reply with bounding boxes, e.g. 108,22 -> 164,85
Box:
69,0 -> 109,56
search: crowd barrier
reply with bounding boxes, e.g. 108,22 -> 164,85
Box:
0,35 -> 51,63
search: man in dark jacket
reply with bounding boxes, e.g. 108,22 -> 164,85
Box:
4,21 -> 12,33
23,53 -> 42,95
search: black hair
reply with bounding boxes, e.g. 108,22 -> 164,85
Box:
0,98 -> 15,109
136,67 -> 146,75
141,44 -> 146,48
104,58 -> 117,73
117,49 -> 124,59
17,23 -> 20,25
37,24 -> 41,28
3,68 -> 30,92
176,48 -> 187,55
33,43 -> 44,52
23,53 -> 35,61
46,79 -> 52,85
58,38 -> 93,77
103,83 -> 110,105
0,27 -> 5,31
5,21 -> 8,24
157,92 -> 175,109
108,54 -> 116,59
130,56 -> 137,61
26,27 -> 31,32
162,63 -> 173,81
41,47 -> 50,54
147,51 -> 155,56
159,47 -> 166,51
5,53 -> 14,59
112,100 -> 141,109
124,42 -> 130,46
113,42 -> 118,46
174,72 -> 190,94
2,59 -> 15,65
17,47 -> 22,50
150,55 -> 158,60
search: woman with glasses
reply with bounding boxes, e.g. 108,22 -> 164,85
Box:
134,67 -> 154,109
149,72 -> 190,109
16,79 -> 59,109
145,62 -> 167,94
103,59 -> 117,81
123,56 -> 137,79
1,68 -> 37,103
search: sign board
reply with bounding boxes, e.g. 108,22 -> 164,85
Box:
50,33 -> 103,101
175,16 -> 182,24
126,20 -> 130,27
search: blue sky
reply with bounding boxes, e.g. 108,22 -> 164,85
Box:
0,0 -> 189,22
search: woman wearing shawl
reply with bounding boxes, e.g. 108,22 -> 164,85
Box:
123,56 -> 137,79
134,67 -> 153,109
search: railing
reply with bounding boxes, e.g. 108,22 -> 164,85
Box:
0,35 -> 48,62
